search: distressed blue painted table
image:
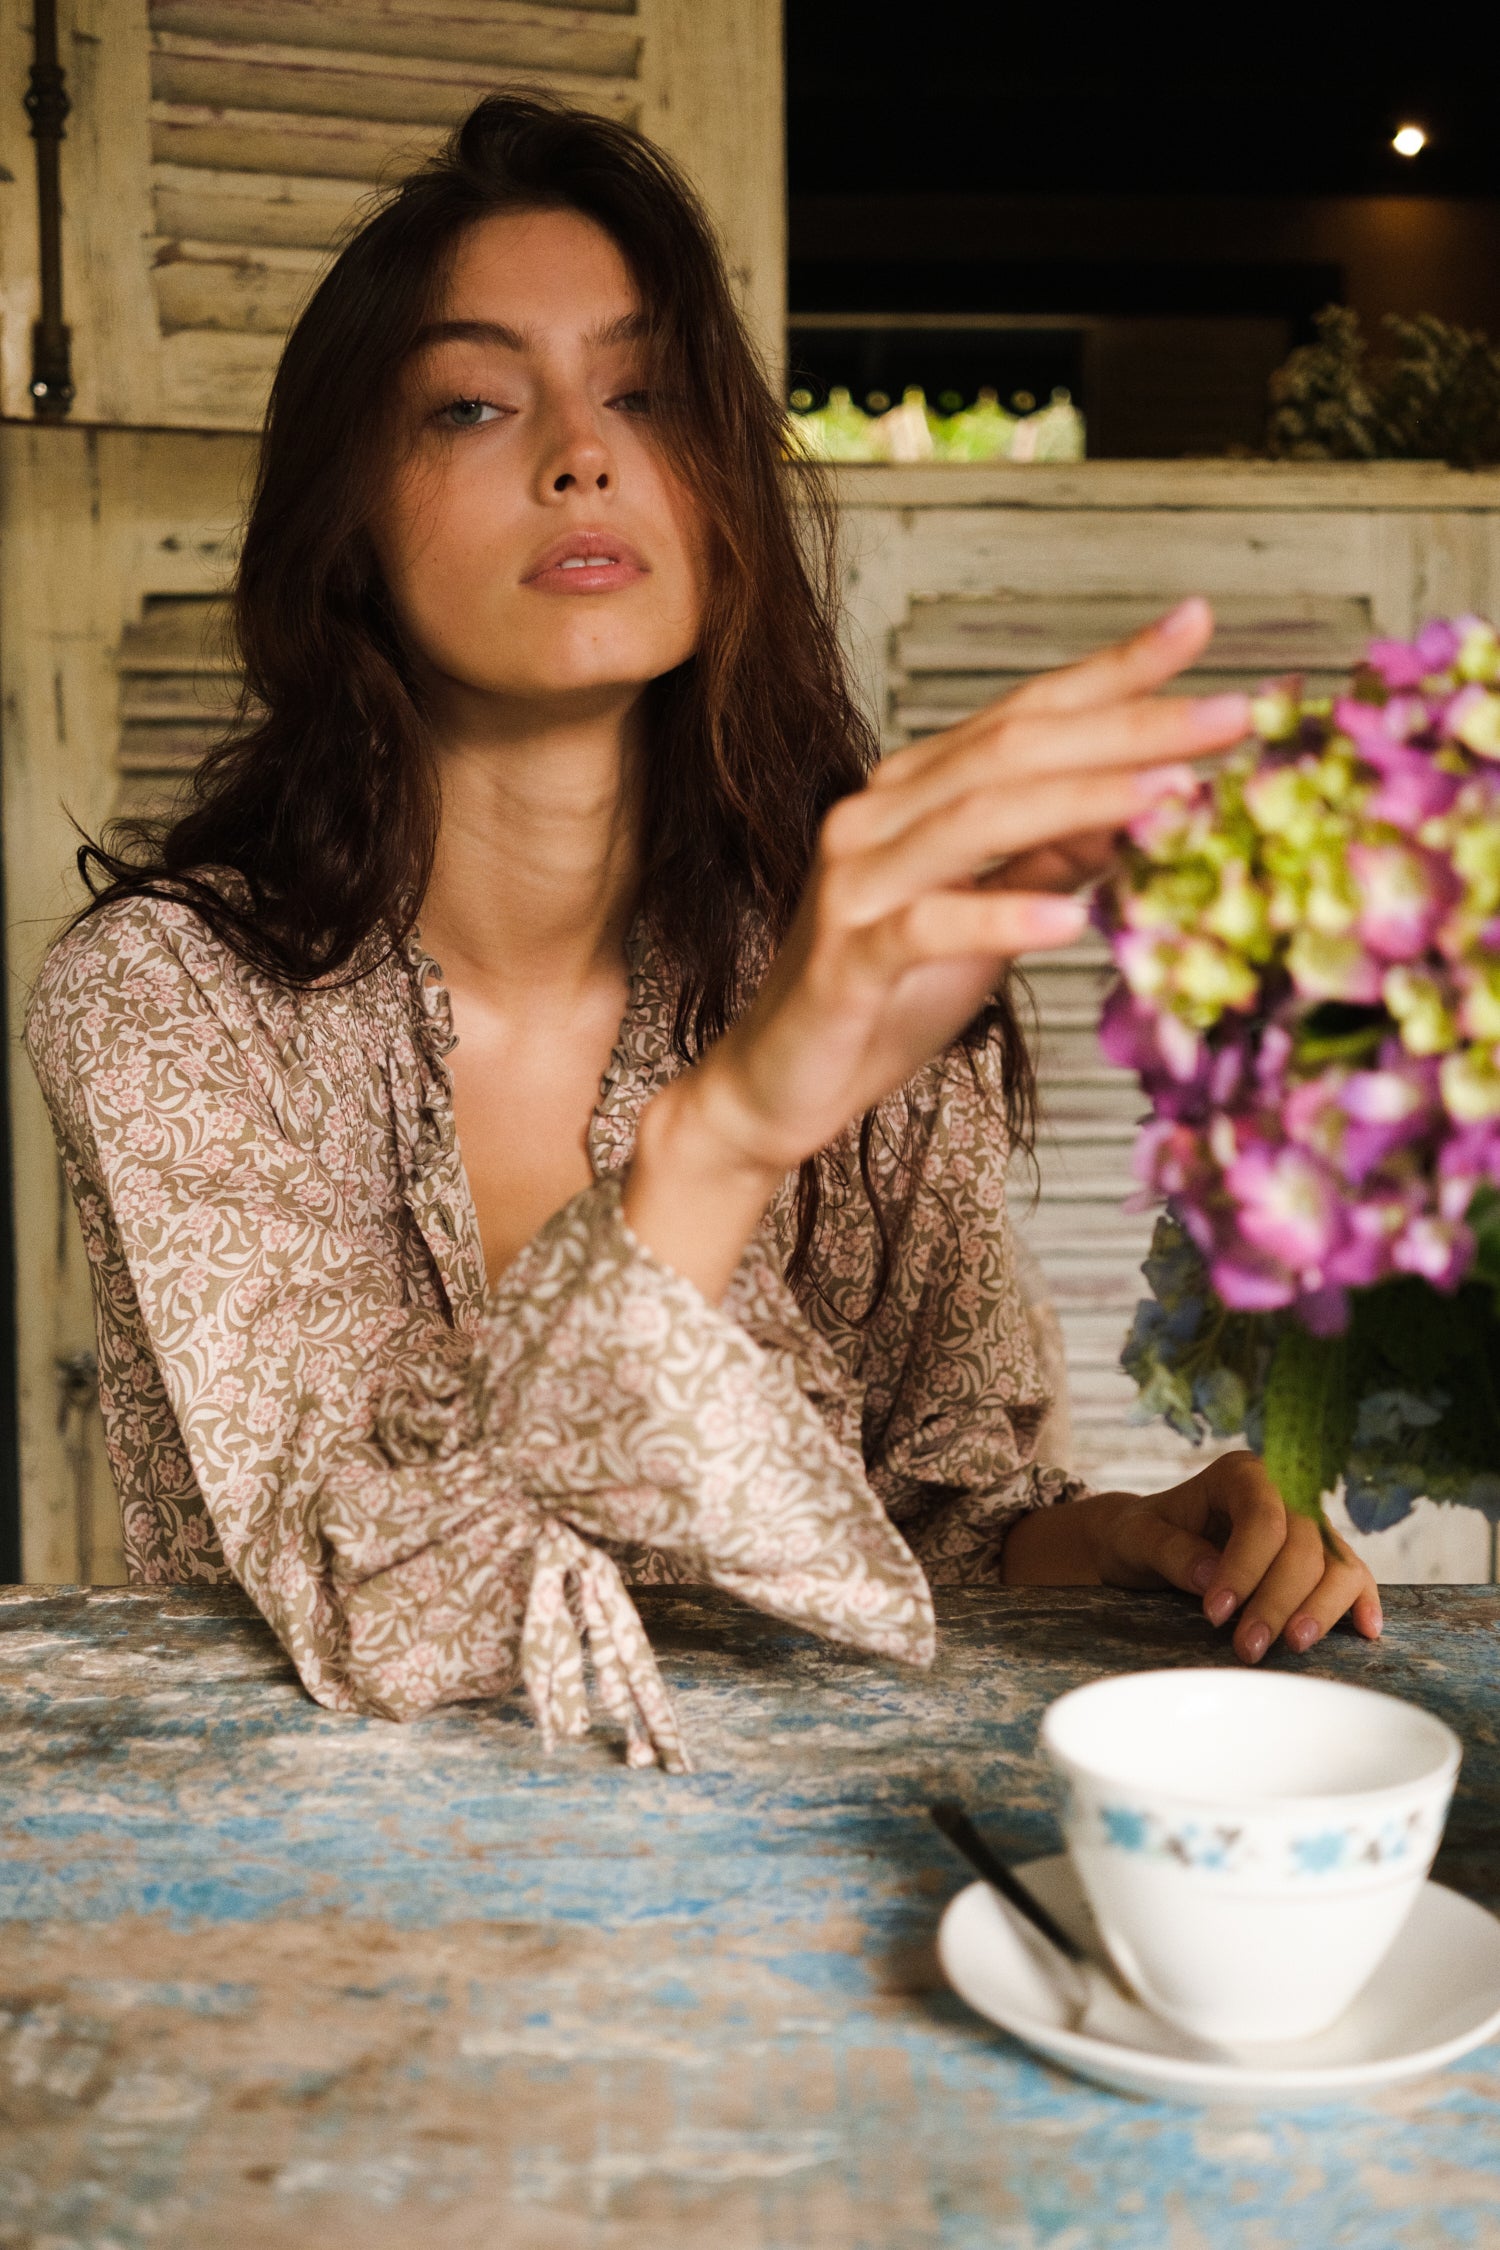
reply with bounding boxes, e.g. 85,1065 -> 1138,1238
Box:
2,1584 -> 1498,2250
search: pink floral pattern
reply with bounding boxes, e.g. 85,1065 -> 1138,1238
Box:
23,881 -> 1086,1766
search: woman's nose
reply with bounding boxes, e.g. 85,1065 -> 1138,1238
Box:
539,406 -> 614,497
551,464 -> 609,493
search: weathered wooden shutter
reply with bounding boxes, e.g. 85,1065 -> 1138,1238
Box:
147,0 -> 645,425
0,0 -> 784,429
888,593 -> 1370,1495
116,594 -> 240,821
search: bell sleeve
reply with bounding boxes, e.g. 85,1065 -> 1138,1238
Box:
860,1039 -> 1094,1582
24,902 -> 935,1770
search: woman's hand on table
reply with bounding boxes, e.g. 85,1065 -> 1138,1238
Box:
627,596 -> 1251,1298
1000,1452 -> 1384,1662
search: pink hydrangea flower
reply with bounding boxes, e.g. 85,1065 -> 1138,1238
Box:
1103,616 -> 1500,1331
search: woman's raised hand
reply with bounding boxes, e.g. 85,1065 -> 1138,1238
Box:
627,596 -> 1249,1298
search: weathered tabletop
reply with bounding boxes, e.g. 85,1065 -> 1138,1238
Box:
1,1585 -> 1498,2250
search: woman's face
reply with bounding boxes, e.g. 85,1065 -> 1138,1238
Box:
373,206 -> 707,721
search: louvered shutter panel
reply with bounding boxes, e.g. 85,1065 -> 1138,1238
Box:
889,593 -> 1373,1492
116,595 -> 240,821
149,0 -> 643,424
0,0 -> 783,427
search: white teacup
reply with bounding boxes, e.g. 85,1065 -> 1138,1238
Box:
1041,1667 -> 1461,2045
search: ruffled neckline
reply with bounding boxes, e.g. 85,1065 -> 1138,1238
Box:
400,919 -> 460,1062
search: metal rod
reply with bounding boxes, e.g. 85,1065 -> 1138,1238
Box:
929,1800 -> 1085,1962
24,0 -> 74,418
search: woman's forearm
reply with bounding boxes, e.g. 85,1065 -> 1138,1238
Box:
621,1068 -> 784,1301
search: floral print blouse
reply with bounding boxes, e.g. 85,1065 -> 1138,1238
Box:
24,884 -> 1086,1769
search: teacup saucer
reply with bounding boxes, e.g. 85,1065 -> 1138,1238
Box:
938,1854 -> 1500,2105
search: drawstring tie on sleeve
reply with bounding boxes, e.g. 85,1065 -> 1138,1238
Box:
521,1520 -> 692,1773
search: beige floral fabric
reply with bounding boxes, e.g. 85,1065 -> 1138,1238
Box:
24,882 -> 1087,1767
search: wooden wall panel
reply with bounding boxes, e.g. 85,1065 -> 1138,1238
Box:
637,0 -> 786,388
0,0 -> 160,429
0,425 -> 253,1582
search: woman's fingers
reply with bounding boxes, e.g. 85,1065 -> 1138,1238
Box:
1004,595 -> 1217,718
985,827 -> 1120,895
1197,1455 -> 1294,1628
1002,689 -> 1249,785
1228,1514 -> 1334,1663
1108,1504 -> 1224,1597
877,600 -> 1219,798
1266,1543 -> 1381,1659
863,687 -> 1248,847
828,759 -> 1194,929
1348,1589 -> 1385,1641
1190,1455 -> 1382,1661
862,885 -> 1089,975
1059,1461 -> 1383,1671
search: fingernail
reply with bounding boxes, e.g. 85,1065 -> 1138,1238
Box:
1133,762 -> 1198,804
1205,1588 -> 1238,1627
1241,1622 -> 1270,1664
1156,597 -> 1208,637
1191,692 -> 1251,739
1284,1615 -> 1320,1654
1189,1558 -> 1215,1593
1026,895 -> 1089,944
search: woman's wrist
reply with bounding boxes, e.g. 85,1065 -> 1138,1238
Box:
621,1066 -> 786,1302
999,1490 -> 1119,1586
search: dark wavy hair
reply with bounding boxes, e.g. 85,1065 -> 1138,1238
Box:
72,91 -> 1034,1311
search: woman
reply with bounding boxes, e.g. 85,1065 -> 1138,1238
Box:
25,96 -> 1381,1770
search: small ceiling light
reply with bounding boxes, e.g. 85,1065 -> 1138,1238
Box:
1392,124 -> 1428,157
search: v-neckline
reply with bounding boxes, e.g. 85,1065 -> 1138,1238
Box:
399,912 -> 679,1313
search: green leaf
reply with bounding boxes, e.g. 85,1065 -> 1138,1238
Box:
1345,1276 -> 1500,1495
1262,1323 -> 1352,1550
1352,1276 -> 1462,1391
1468,1184 -> 1500,1307
1291,1003 -> 1388,1069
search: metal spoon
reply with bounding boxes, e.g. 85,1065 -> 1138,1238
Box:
928,1799 -> 1083,1960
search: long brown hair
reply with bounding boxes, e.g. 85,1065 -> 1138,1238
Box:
73,92 -> 1033,1312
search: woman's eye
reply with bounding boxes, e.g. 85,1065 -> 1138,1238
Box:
611,390 -> 653,415
436,397 -> 501,429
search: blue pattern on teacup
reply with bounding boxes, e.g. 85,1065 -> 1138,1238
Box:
1289,1830 -> 1350,1875
1083,1795 -> 1440,1881
1100,1804 -> 1250,1872
1287,1814 -> 1429,1876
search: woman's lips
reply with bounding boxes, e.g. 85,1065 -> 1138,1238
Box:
523,531 -> 648,594
525,555 -> 648,593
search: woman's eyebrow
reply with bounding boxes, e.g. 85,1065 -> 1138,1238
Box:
411,311 -> 649,353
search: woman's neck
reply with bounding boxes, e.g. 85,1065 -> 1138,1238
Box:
416,686 -> 645,1008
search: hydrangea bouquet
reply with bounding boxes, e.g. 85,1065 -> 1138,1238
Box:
1098,615 -> 1500,1536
